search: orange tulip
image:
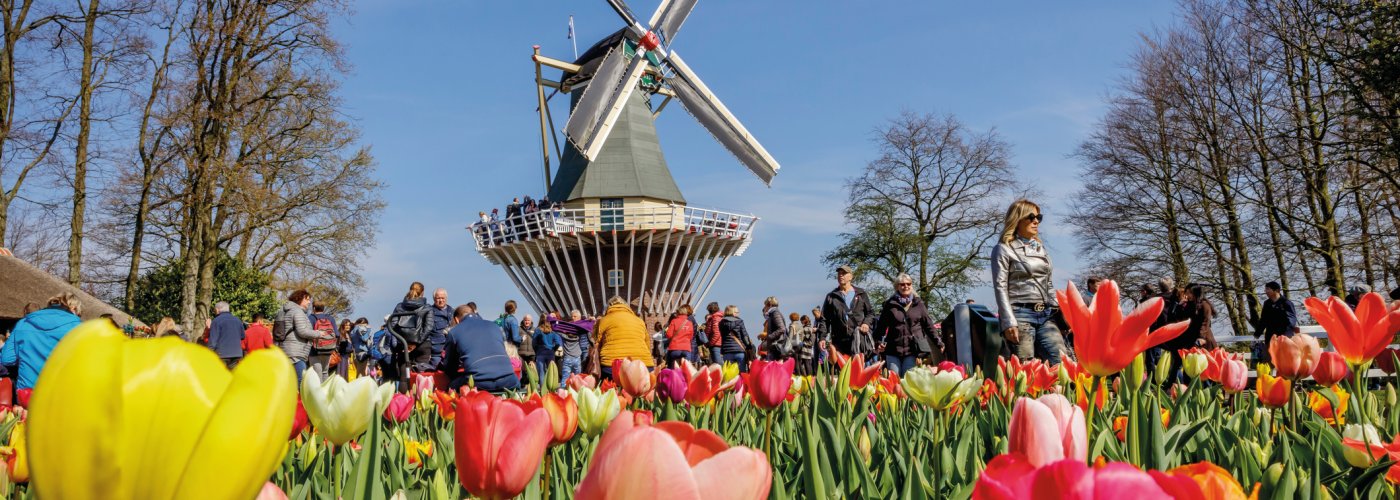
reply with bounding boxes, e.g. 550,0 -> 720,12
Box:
541,391 -> 579,445
1074,373 -> 1106,413
1166,462 -> 1254,500
1056,280 -> 1190,377
1312,352 -> 1349,387
1255,365 -> 1291,408
1269,334 -> 1322,380
575,410 -> 771,499
454,391 -> 552,500
1309,387 -> 1349,425
1304,293 -> 1399,366
846,354 -> 883,390
684,364 -> 725,406
432,390 -> 457,421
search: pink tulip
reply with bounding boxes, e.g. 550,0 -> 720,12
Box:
567,373 -> 597,390
575,410 -> 771,500
255,482 -> 289,500
1219,359 -> 1247,394
384,393 -> 413,423
973,455 -> 1178,500
1313,351 -> 1350,386
1270,334 -> 1322,380
655,368 -> 688,404
1007,394 -> 1086,467
615,359 -> 653,398
745,358 -> 795,410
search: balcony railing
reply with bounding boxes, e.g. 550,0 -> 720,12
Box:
467,205 -> 759,251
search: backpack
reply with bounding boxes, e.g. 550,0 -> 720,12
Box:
272,312 -> 289,343
389,307 -> 432,344
311,315 -> 337,351
693,317 -> 709,346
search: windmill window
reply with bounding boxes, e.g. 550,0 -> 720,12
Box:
608,269 -> 625,288
600,198 -> 624,231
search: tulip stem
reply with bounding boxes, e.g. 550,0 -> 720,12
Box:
1087,374 -> 1101,464
333,444 -> 343,500
764,410 -> 775,459
542,449 -> 553,500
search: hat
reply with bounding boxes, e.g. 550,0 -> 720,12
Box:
835,264 -> 853,274
1348,284 -> 1372,295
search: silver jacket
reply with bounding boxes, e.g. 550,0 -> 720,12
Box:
991,239 -> 1056,332
276,300 -> 320,359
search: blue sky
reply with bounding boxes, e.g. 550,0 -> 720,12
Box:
337,1 -> 1180,326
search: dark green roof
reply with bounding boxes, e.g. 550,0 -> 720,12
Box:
548,90 -> 685,204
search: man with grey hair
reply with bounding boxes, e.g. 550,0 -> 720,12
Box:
208,301 -> 246,369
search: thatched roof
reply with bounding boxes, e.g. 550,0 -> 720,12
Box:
0,249 -> 144,326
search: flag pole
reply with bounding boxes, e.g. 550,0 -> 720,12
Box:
569,15 -> 578,60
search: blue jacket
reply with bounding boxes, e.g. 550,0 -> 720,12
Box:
429,304 -> 452,334
208,312 -> 246,359
0,306 -> 81,390
441,316 -> 519,388
533,330 -> 562,360
368,328 -> 399,363
500,314 -> 521,344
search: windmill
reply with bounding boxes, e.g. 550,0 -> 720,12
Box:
470,0 -> 781,322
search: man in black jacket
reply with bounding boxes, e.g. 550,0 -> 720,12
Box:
1253,281 -> 1298,364
822,265 -> 877,357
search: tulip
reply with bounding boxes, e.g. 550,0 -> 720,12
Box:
566,373 -> 597,390
1181,351 -> 1208,379
402,439 -> 433,466
973,455 -> 1182,499
255,482 -> 289,500
454,391 -> 553,500
575,410 -> 771,499
1255,365 -> 1291,408
903,365 -> 980,411
684,364 -> 726,406
1007,394 -> 1086,467
1270,334 -> 1322,380
26,320 -> 295,500
1056,280 -> 1190,377
1312,351 -> 1349,386
746,358 -> 795,410
1165,462 -> 1251,499
1,420 -> 27,483
1218,359 -> 1247,394
384,393 -> 413,423
1376,348 -> 1400,375
1124,353 -> 1146,392
1074,374 -> 1107,412
615,359 -> 653,398
576,387 -> 622,437
301,371 -> 385,445
1305,293 -> 1398,366
1309,387 -> 1349,425
289,398 -> 310,440
1341,424 -> 1387,467
410,371 -> 436,399
655,368 -> 688,404
541,391 -> 580,445
432,390 -> 457,421
846,353 -> 883,390
721,362 -> 741,383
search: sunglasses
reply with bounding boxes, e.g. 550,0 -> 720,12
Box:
1024,214 -> 1044,223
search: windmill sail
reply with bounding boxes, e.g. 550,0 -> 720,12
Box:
665,52 -> 781,184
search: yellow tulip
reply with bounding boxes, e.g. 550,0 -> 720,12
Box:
575,387 -> 621,437
0,420 -> 28,483
300,370 -> 393,446
27,320 -> 295,500
721,362 -> 740,383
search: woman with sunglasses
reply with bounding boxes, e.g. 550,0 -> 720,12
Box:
991,199 -> 1066,364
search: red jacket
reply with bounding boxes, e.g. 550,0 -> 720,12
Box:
243,323 -> 275,352
706,312 -> 724,347
665,316 -> 695,352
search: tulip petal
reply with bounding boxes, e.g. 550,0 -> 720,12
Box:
28,321 -> 125,499
1092,462 -> 1174,499
655,421 -> 729,466
1036,394 -> 1087,463
575,427 -> 702,500
174,348 -> 296,499
693,447 -> 772,500
1008,398 -> 1066,467
1092,282 -> 1126,347
1029,460 -> 1095,499
491,404 -> 553,497
973,453 -> 1035,500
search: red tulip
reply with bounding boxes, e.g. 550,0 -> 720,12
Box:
846,354 -> 883,390
1313,351 -> 1350,386
1375,348 -> 1400,375
1218,359 -> 1247,394
1270,334 -> 1322,380
746,359 -> 795,410
289,398 -> 310,440
1305,293 -> 1399,366
655,368 -> 688,404
454,391 -> 553,500
973,455 -> 1183,500
1008,394 -> 1086,467
684,364 -> 726,406
541,391 -> 579,445
575,410 -> 771,499
1056,280 -> 1190,377
615,359 -> 653,399
384,393 -> 413,423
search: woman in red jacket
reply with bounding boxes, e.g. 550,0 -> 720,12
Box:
664,304 -> 698,367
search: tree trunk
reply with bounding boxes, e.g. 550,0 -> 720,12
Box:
68,0 -> 99,286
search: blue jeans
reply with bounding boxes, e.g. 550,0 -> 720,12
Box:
667,350 -> 693,367
885,355 -> 917,376
1009,307 -> 1066,364
535,357 -> 555,384
723,353 -> 748,372
560,356 -> 582,381
710,347 -> 723,365
292,358 -> 307,387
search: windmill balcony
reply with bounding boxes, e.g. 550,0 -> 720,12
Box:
468,205 -> 758,252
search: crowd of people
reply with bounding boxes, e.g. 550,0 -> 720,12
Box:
471,195 -> 564,245
4,199 -> 1400,401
